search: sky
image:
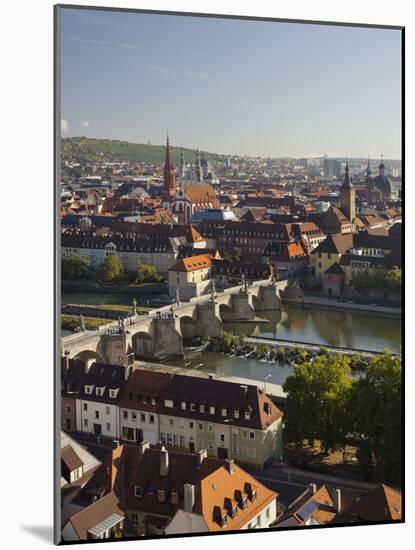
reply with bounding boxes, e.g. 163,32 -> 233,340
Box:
60,8 -> 402,159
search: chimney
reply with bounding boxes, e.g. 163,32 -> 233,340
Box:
139,441 -> 150,456
196,449 -> 207,468
309,483 -> 317,494
225,459 -> 235,475
333,488 -> 342,513
160,446 -> 169,477
183,483 -> 195,512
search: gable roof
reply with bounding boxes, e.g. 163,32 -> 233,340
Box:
66,491 -> 124,540
339,484 -> 402,522
313,233 -> 354,255
169,254 -> 213,272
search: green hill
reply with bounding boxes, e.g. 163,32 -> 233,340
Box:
62,137 -> 226,165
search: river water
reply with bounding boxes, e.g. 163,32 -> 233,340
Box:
62,291 -> 401,387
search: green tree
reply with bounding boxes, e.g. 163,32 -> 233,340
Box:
97,255 -> 123,283
351,268 -> 402,298
351,352 -> 402,483
283,354 -> 353,453
224,247 -> 242,262
61,255 -> 91,280
135,263 -> 162,283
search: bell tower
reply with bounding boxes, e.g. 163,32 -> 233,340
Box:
339,162 -> 356,229
163,133 -> 176,203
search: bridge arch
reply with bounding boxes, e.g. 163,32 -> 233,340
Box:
179,314 -> 199,340
131,331 -> 154,358
73,349 -> 104,368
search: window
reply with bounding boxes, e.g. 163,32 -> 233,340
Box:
149,415 -> 154,424
131,513 -> 138,526
66,405 -> 71,414
242,430 -> 248,439
249,431 -> 255,440
244,412 -> 251,421
181,401 -> 187,410
189,422 -> 194,429
109,389 -> 118,399
83,419 -> 88,427
134,486 -> 142,497
95,411 -> 99,419
221,408 -> 227,417
220,434 -> 225,442
249,448 -> 256,458
169,418 -> 174,426
96,387 -> 104,396
208,424 -> 214,432
234,410 -> 239,419
140,413 -> 146,422
106,406 -> 110,415
132,412 -> 137,420
208,440 -> 214,450
151,398 -> 156,405
266,506 -> 271,519
83,403 -> 88,412
190,403 -> 196,412
106,423 -> 110,431
164,399 -> 174,408
198,423 -> 203,431
209,406 -> 215,415
123,410 -> 128,419
85,385 -> 93,395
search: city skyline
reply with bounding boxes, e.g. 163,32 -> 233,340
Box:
60,8 -> 402,159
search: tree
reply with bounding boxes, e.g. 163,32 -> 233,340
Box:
61,255 -> 91,280
135,264 -> 162,283
224,247 -> 242,262
351,352 -> 402,483
97,255 -> 123,283
351,268 -> 402,298
283,354 -> 353,453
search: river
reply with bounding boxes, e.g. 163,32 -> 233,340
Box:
62,290 -> 401,387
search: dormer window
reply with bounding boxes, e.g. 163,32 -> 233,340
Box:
209,406 -> 215,415
234,410 -> 240,419
134,485 -> 142,498
151,398 -> 156,406
84,385 -> 93,395
190,403 -> 196,412
96,387 -> 105,397
199,404 -> 205,413
230,505 -> 237,519
170,491 -> 179,504
244,412 -> 251,421
181,401 -> 187,410
164,399 -> 173,408
221,408 -> 227,417
109,388 -> 119,399
221,514 -> 227,528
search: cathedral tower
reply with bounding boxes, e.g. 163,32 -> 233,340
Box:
339,162 -> 356,228
163,133 -> 176,202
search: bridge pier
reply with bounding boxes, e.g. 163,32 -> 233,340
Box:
152,318 -> 183,360
254,284 -> 282,311
194,302 -> 222,337
220,291 -> 255,321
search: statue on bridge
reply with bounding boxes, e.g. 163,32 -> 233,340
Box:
210,279 -> 216,302
240,272 -> 248,293
132,298 -> 137,316
175,288 -> 180,307
79,314 -> 85,332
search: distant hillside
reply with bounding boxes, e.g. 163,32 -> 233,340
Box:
61,137 -> 227,165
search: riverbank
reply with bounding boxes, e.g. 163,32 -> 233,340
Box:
62,280 -> 167,295
297,293 -> 402,319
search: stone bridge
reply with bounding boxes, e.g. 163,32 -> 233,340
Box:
61,279 -> 287,364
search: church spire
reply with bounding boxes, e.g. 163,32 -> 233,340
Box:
341,161 -> 352,189
163,132 -> 176,201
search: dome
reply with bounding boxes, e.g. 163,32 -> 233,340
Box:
372,174 -> 392,197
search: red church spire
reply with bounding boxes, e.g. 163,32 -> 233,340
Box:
163,132 -> 176,201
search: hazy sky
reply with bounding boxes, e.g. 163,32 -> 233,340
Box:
60,8 -> 402,159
